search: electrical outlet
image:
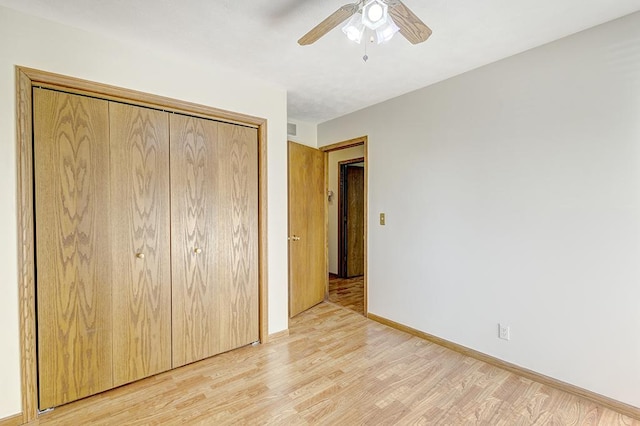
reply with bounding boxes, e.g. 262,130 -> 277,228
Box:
498,324 -> 510,341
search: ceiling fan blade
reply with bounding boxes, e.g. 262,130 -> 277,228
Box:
389,1 -> 432,44
298,3 -> 359,46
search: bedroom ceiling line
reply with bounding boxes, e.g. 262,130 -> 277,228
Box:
1,0 -> 639,123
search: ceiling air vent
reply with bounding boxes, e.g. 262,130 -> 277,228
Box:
287,122 -> 297,136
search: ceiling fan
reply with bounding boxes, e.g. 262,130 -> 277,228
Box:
298,0 -> 432,46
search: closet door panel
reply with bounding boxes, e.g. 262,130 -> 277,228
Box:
216,123 -> 259,353
170,114 -> 221,367
33,88 -> 113,409
110,103 -> 172,386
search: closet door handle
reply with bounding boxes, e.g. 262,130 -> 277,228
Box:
136,253 -> 145,259
194,247 -> 203,254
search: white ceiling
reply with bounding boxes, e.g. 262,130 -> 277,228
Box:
2,0 -> 640,123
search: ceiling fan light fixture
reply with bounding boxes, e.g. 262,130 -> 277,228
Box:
298,0 -> 431,47
341,13 -> 365,43
375,16 -> 400,44
361,0 -> 388,30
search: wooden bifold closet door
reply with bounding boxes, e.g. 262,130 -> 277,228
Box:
34,87 -> 259,409
170,115 -> 259,368
109,103 -> 172,387
34,89 -> 114,409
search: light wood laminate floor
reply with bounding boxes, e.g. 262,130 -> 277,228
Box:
34,303 -> 637,425
328,275 -> 364,315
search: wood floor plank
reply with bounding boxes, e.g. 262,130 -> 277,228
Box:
35,302 -> 639,425
328,274 -> 364,315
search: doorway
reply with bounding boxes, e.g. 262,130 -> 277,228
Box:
321,137 -> 368,316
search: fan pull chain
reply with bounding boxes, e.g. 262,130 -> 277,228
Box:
363,34 -> 373,62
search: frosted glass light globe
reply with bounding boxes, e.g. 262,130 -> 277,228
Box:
367,3 -> 383,22
346,27 -> 361,41
361,0 -> 388,30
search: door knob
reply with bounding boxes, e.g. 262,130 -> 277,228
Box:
136,253 -> 145,259
194,247 -> 203,254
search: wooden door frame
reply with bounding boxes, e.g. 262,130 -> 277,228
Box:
338,157 -> 365,278
15,66 -> 269,423
321,136 -> 368,314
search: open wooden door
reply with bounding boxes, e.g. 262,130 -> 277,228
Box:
288,141 -> 326,317
338,160 -> 365,278
345,165 -> 365,277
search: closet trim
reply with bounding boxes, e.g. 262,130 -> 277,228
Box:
16,66 -> 269,423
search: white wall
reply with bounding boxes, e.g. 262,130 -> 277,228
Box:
0,6 -> 289,419
327,146 -> 366,274
287,119 -> 318,147
319,12 -> 640,408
